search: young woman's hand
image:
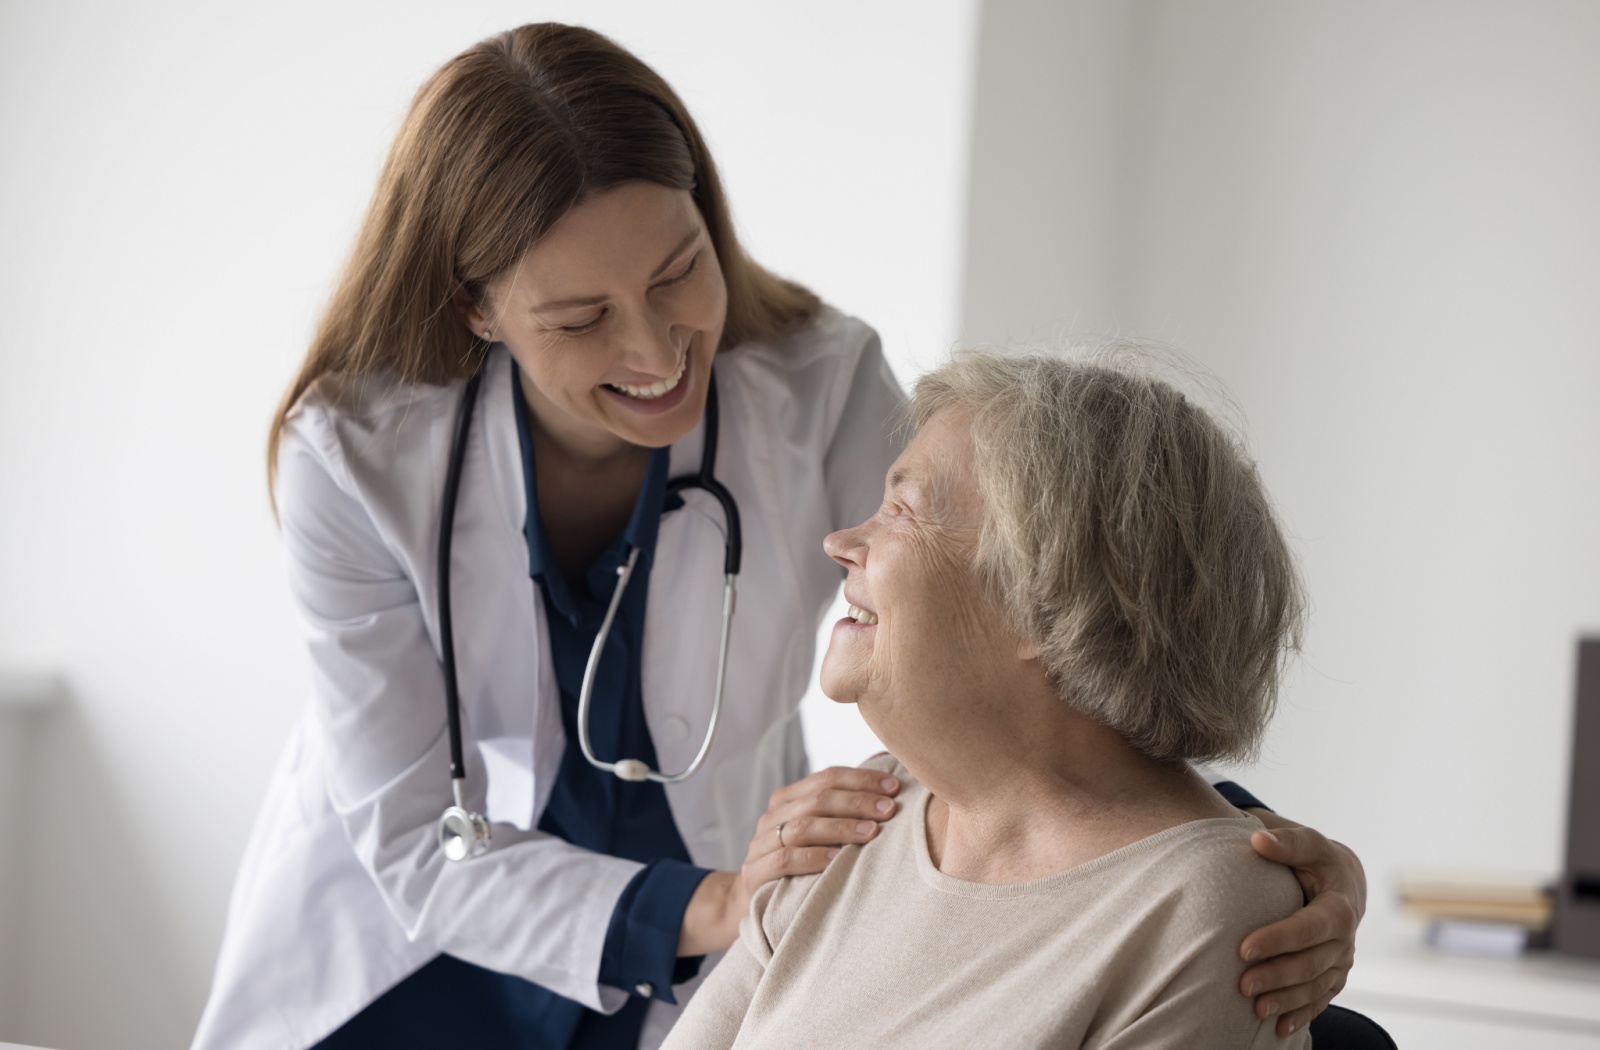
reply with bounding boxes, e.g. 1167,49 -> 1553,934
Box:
1239,814 -> 1367,1037
677,766 -> 900,956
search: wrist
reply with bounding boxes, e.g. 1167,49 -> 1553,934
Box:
678,870 -> 739,957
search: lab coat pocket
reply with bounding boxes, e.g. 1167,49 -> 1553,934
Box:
478,735 -> 536,830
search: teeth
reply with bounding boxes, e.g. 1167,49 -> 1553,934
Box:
847,604 -> 878,626
610,357 -> 686,400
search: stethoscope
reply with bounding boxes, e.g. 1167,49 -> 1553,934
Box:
436,364 -> 742,862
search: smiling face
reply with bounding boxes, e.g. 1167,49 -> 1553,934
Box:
821,409 -> 1030,750
460,180 -> 728,458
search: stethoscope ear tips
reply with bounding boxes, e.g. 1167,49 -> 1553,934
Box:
438,806 -> 491,862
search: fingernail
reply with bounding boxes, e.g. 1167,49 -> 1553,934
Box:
826,848 -> 840,859
856,821 -> 876,837
1286,1020 -> 1298,1034
875,798 -> 893,814
1245,979 -> 1261,995
881,777 -> 899,792
1263,1000 -> 1279,1016
1243,946 -> 1260,961
1260,831 -> 1280,847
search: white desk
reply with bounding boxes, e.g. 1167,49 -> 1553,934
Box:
1337,916 -> 1600,1049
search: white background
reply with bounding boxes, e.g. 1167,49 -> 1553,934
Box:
4,1 -> 1599,1048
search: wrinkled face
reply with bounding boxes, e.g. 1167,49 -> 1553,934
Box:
465,180 -> 728,453
821,409 -> 1021,743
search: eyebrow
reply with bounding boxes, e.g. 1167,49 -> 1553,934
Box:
890,466 -> 935,509
649,228 -> 702,280
529,229 -> 702,314
891,462 -> 962,518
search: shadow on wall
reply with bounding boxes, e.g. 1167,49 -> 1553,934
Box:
5,692 -> 195,1050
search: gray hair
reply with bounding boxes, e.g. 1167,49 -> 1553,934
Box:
911,344 -> 1305,763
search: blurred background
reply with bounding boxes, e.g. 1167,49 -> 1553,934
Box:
1,1 -> 1597,1047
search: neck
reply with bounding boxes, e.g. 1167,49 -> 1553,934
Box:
897,674 -> 1237,884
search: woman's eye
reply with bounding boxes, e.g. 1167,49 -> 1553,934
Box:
558,312 -> 604,334
659,252 -> 699,287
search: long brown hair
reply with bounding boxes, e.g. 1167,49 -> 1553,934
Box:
268,23 -> 818,489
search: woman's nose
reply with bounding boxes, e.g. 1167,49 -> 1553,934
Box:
823,525 -> 866,572
619,307 -> 683,376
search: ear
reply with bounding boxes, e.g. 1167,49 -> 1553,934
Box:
1015,637 -> 1040,662
452,283 -> 489,338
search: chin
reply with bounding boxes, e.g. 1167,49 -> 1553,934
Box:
826,691 -> 858,707
818,665 -> 862,707
818,677 -> 849,705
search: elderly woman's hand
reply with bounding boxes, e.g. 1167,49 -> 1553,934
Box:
1238,815 -> 1367,1037
678,766 -> 900,956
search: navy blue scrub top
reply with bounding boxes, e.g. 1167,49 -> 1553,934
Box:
1212,781 -> 1269,813
315,367 -> 711,1050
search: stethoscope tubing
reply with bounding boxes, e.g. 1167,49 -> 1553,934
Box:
436,362 -> 741,858
439,371 -> 485,787
574,550 -> 736,783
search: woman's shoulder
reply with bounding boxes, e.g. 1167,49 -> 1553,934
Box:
1077,818 -> 1306,1045
719,305 -> 885,409
279,351 -> 497,502
274,353 -> 501,543
288,367 -> 458,454
744,753 -> 916,957
718,304 -> 901,469
727,304 -> 881,373
1120,817 -> 1303,931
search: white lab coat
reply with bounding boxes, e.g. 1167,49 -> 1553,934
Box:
192,308 -> 905,1050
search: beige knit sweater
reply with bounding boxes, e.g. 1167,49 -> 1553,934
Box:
663,758 -> 1308,1050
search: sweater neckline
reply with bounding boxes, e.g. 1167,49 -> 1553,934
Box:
907,777 -> 1265,900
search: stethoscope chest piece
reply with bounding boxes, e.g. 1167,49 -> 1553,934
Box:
438,803 -> 491,862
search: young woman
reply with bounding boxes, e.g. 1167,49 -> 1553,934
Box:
192,23 -> 1364,1050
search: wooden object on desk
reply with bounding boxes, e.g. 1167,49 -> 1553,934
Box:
1399,870 -> 1554,928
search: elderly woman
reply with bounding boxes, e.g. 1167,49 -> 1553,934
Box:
661,348 -> 1314,1049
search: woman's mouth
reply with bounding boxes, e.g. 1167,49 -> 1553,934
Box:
605,356 -> 686,400
600,354 -> 693,415
845,603 -> 878,626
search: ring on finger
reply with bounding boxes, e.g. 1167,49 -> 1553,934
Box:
775,822 -> 787,848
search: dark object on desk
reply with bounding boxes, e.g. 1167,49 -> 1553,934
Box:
1554,637 -> 1600,959
1309,1004 -> 1399,1050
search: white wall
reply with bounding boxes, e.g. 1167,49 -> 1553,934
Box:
0,3 -> 977,1046
963,0 -> 1600,927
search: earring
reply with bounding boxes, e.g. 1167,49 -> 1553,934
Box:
481,329 -> 493,342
